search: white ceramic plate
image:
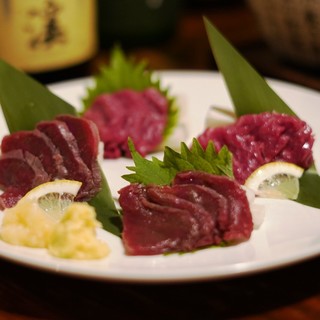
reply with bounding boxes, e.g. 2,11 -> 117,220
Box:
0,71 -> 320,283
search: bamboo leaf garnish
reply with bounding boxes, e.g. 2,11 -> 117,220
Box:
0,59 -> 121,236
296,166 -> 320,209
203,17 -> 295,117
204,18 -> 320,209
0,60 -> 76,132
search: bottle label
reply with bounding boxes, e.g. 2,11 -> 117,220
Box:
0,0 -> 97,72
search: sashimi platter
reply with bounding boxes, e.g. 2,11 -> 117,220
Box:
0,19 -> 319,283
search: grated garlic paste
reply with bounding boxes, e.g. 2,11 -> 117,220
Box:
1,200 -> 109,260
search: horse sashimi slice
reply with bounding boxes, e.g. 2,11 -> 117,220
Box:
0,187 -> 29,210
36,120 -> 96,201
56,115 -> 100,164
83,88 -> 168,158
162,183 -> 228,244
146,184 -> 219,246
56,115 -> 102,188
0,150 -> 50,209
118,184 -> 202,255
173,171 -> 253,243
198,112 -> 314,183
1,129 -> 66,178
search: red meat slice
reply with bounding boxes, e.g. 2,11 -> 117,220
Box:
1,129 -> 66,178
0,150 -> 49,189
83,88 -> 168,158
173,171 -> 253,242
56,115 -> 100,165
0,187 -> 28,210
36,120 -> 97,201
146,184 -> 220,246
0,115 -> 102,209
119,183 -> 201,255
198,112 -> 314,183
119,171 -> 252,255
56,115 -> 102,187
0,150 -> 50,209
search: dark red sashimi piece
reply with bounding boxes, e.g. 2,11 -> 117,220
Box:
173,171 -> 253,242
146,184 -> 217,247
36,120 -> 96,201
0,150 -> 49,189
1,129 -> 66,178
56,115 -> 100,165
84,93 -> 128,158
83,88 -> 168,158
56,115 -> 102,187
119,184 -> 201,255
0,186 -> 28,210
165,183 -> 228,244
0,150 -> 50,209
197,112 -> 314,183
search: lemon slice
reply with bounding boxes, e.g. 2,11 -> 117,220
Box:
21,180 -> 82,221
244,162 -> 304,200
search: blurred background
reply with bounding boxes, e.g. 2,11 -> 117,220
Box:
0,0 -> 319,90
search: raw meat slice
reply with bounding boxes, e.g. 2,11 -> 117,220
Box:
0,150 -> 50,209
146,184 -> 218,246
119,183 -> 201,255
56,115 -> 102,187
0,187 -> 28,210
198,112 -> 314,183
173,171 -> 253,242
0,150 -> 49,189
83,88 -> 168,158
119,171 -> 253,255
1,129 -> 66,178
36,120 -> 97,201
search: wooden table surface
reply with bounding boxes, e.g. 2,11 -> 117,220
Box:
1,2 -> 320,319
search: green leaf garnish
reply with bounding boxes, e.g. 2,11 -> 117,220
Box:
204,18 -> 320,209
0,60 -> 76,132
82,46 -> 179,141
122,138 -> 233,185
203,17 -> 295,117
296,166 -> 320,209
0,59 -> 121,236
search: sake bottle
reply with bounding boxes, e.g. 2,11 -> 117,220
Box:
0,0 -> 97,83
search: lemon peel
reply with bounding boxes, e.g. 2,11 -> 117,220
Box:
244,162 -> 304,200
21,180 -> 82,221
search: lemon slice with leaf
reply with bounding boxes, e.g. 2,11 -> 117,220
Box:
244,162 -> 304,200
21,180 -> 82,221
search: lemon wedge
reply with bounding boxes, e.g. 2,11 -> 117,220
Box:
21,180 -> 82,221
244,162 -> 304,200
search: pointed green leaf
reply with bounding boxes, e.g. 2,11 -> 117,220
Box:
296,167 -> 320,209
123,138 -> 233,185
203,17 -> 295,117
122,139 -> 173,185
0,60 -> 76,132
89,173 -> 122,236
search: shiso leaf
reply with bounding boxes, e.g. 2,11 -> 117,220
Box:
122,138 -> 233,185
122,139 -> 174,186
204,18 -> 320,209
0,59 -> 121,236
203,17 -> 296,117
82,46 -> 179,141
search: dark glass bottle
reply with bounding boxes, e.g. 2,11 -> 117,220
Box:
0,0 -> 97,84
